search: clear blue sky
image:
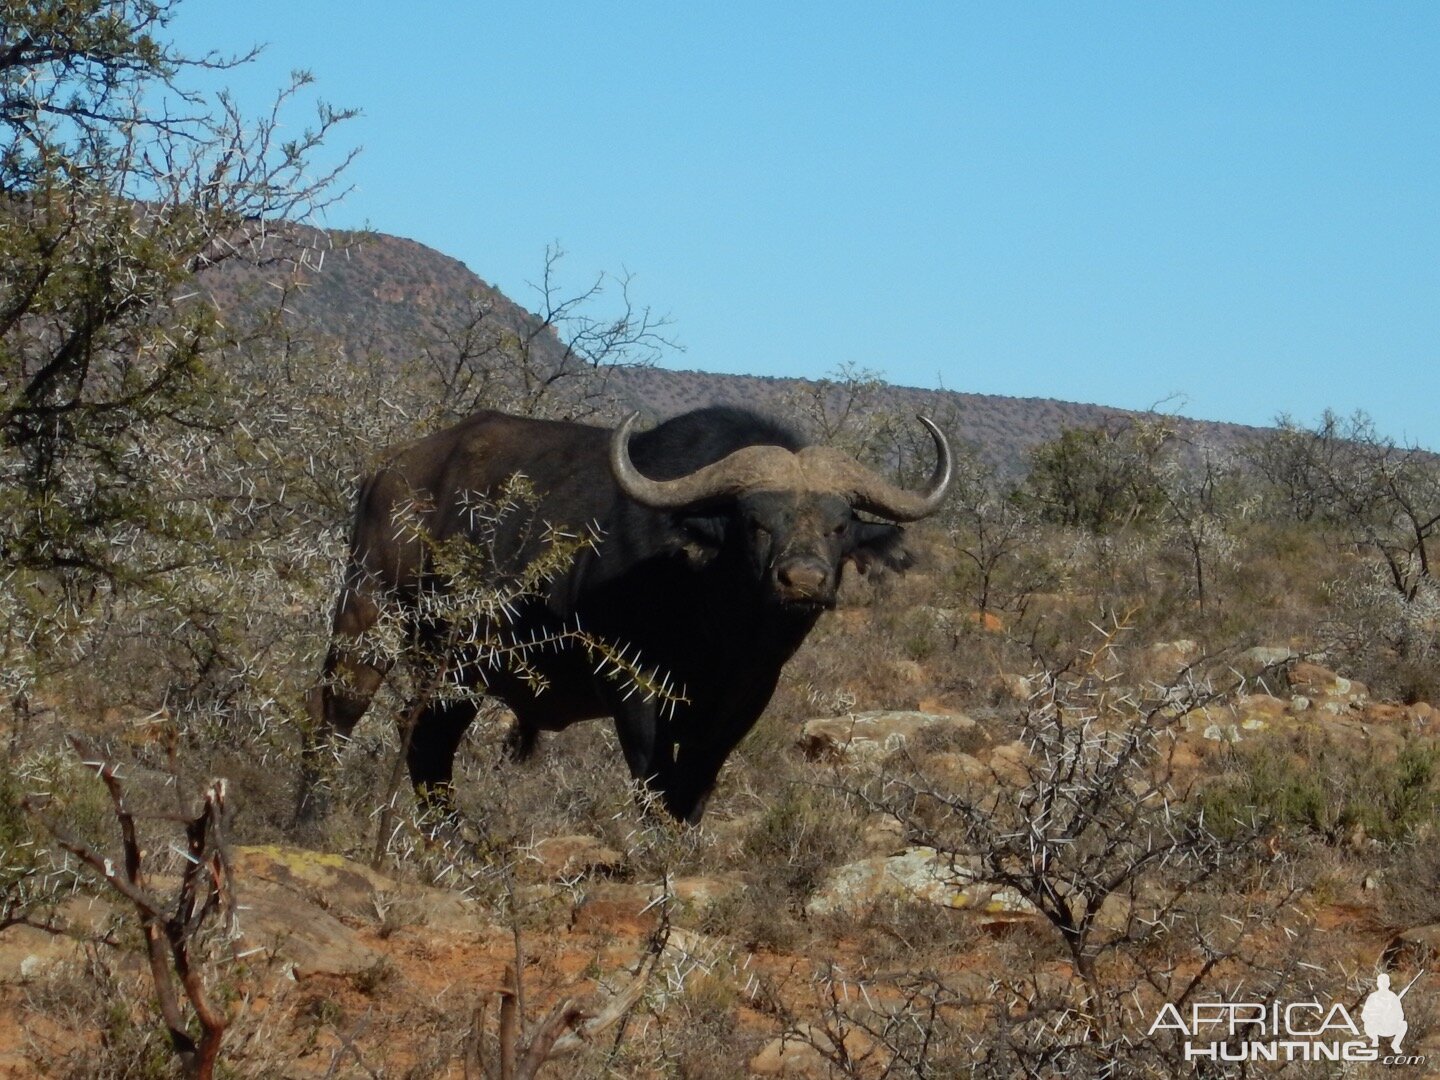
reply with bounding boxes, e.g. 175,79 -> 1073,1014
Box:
171,2 -> 1439,449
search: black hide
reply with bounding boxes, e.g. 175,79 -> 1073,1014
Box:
304,406 -> 916,823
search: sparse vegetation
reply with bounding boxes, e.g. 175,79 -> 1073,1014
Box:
26,751 -> 234,1079
2,3 -> 1438,1077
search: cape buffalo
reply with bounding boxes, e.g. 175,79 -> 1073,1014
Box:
302,405 -> 951,824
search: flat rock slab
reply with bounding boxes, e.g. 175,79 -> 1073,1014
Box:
235,886 -> 387,980
0,895 -> 140,985
1289,661 -> 1366,699
0,851 -> 409,985
232,844 -> 475,935
1393,924 -> 1440,964
750,1022 -> 881,1077
807,847 -> 1037,918
526,835 -> 626,881
0,924 -> 87,984
799,710 -> 981,763
566,876 -> 747,934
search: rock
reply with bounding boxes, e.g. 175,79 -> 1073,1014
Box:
1152,639 -> 1200,658
860,814 -> 906,856
0,925 -> 86,983
1148,640 -> 1201,671
1236,694 -> 1289,719
1392,924 -> 1440,964
528,835 -> 625,880
52,894 -> 119,937
1237,646 -> 1299,672
750,1023 -> 881,1077
3,847 -> 476,986
1184,701 -> 1271,740
659,926 -> 730,971
1364,703 -> 1414,726
668,875 -> 745,911
1288,661 -> 1341,691
233,845 -> 393,915
236,887 -> 387,979
567,876 -> 744,933
806,847 -> 1038,918
1181,704 -> 1226,733
1227,694 -> 1291,735
926,751 -> 990,787
5,848 -> 467,985
0,894 -> 126,984
1289,662 -> 1368,709
1095,880 -> 1175,935
232,844 -> 474,934
983,740 -> 1033,785
991,673 -> 1035,702
798,710 -> 981,764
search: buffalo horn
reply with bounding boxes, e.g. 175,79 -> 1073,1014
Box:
609,413 -> 803,508
610,412 -> 952,521
798,415 -> 953,522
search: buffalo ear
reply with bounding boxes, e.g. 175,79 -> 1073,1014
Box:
674,514 -> 724,569
846,522 -> 915,575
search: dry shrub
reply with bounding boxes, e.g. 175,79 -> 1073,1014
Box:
1198,727 -> 1440,846
1382,840 -> 1440,930
841,896 -> 985,969
662,971 -> 747,1080
1324,564 -> 1440,704
668,781 -> 862,953
25,955 -> 177,1080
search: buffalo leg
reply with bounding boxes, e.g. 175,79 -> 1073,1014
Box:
660,674 -> 780,824
405,697 -> 480,817
297,580 -> 391,824
613,701 -> 746,824
659,720 -> 751,824
613,702 -> 663,787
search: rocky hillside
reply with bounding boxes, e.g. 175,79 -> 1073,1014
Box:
201,227 -> 1266,475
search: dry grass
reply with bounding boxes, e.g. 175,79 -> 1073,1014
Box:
4,369 -> 1438,1077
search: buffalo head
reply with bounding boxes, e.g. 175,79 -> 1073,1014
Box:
609,413 -> 953,611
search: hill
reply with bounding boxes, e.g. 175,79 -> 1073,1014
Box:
201,228 -> 1266,474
